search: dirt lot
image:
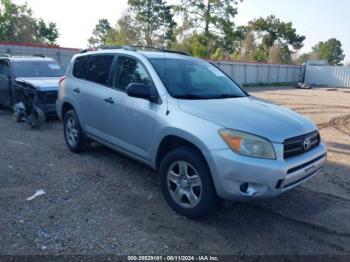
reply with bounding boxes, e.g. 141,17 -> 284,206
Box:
0,86 -> 349,256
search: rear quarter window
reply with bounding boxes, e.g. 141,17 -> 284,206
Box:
85,55 -> 114,85
73,55 -> 90,79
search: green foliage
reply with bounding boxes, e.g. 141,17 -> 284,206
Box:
295,53 -> 311,64
128,0 -> 176,47
248,15 -> 305,62
178,0 -> 243,54
182,33 -> 214,57
106,14 -> 139,46
88,19 -> 113,47
85,2 -> 311,65
0,0 -> 59,45
252,48 -> 268,62
311,38 -> 345,65
210,47 -> 225,60
37,19 -> 59,45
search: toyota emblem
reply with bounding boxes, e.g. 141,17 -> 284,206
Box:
303,137 -> 312,151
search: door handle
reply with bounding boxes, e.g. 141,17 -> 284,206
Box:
73,88 -> 80,94
104,97 -> 114,104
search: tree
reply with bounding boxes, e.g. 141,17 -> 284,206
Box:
37,19 -> 59,45
248,15 -> 305,62
178,0 -> 243,55
0,0 -> 59,45
295,53 -> 311,64
183,33 -> 215,57
88,19 -> 113,47
268,45 -> 283,64
240,32 -> 256,61
311,38 -> 345,65
106,13 -> 139,46
179,0 -> 241,37
128,0 -> 176,47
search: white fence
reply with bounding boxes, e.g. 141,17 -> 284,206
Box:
305,66 -> 350,87
213,61 -> 303,85
0,43 -> 306,85
0,42 -> 79,69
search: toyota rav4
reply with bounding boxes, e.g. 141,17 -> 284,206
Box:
56,46 -> 327,218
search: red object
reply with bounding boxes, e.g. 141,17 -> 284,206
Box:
59,76 -> 66,85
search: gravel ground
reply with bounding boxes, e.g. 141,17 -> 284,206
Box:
0,86 -> 349,256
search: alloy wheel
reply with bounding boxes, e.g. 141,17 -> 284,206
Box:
167,161 -> 203,209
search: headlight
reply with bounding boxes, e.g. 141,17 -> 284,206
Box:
219,129 -> 276,159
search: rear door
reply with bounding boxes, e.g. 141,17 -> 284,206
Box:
75,54 -> 116,137
0,60 -> 11,105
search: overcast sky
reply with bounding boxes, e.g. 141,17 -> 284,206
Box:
13,0 -> 350,62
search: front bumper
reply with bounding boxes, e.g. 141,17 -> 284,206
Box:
38,91 -> 58,115
205,143 -> 327,200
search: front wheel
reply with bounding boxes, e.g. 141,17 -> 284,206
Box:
63,110 -> 89,153
159,147 -> 219,219
27,106 -> 46,129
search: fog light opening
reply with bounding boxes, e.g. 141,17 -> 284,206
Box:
240,183 -> 249,194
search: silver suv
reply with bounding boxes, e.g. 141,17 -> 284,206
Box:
57,47 -> 327,218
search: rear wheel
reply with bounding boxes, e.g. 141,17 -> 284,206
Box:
159,146 -> 218,219
63,110 -> 89,153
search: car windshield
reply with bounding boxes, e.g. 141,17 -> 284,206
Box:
149,57 -> 247,99
13,61 -> 64,78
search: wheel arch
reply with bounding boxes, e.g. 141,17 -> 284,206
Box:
61,102 -> 75,120
155,134 -> 209,171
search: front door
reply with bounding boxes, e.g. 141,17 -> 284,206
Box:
0,60 -> 11,106
103,55 -> 157,160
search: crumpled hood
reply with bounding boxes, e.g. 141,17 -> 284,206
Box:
179,96 -> 317,143
15,77 -> 60,92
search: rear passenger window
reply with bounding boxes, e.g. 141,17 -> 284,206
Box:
114,56 -> 152,91
85,55 -> 114,85
73,55 -> 90,79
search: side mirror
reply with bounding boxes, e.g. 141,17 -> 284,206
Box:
126,83 -> 158,103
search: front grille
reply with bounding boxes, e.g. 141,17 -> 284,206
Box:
39,91 -> 58,105
284,131 -> 320,159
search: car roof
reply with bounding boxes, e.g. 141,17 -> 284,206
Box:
0,56 -> 56,62
10,57 -> 56,62
75,49 -> 197,62
138,51 -> 194,60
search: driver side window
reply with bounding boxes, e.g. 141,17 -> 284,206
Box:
0,61 -> 9,78
114,56 -> 152,91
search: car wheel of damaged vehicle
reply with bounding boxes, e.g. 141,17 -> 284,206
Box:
159,147 -> 219,219
64,110 -> 89,153
27,106 -> 46,129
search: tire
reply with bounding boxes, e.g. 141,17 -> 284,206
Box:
159,146 -> 219,219
63,110 -> 89,153
27,106 -> 46,129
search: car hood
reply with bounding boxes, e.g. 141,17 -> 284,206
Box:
15,77 -> 60,92
178,96 -> 317,143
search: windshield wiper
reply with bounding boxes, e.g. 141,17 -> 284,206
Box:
173,94 -> 208,100
174,93 -> 245,100
215,94 -> 244,99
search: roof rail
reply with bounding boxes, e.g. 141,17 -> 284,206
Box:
99,45 -> 137,51
79,45 -> 190,56
130,45 -> 190,56
79,45 -> 136,53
